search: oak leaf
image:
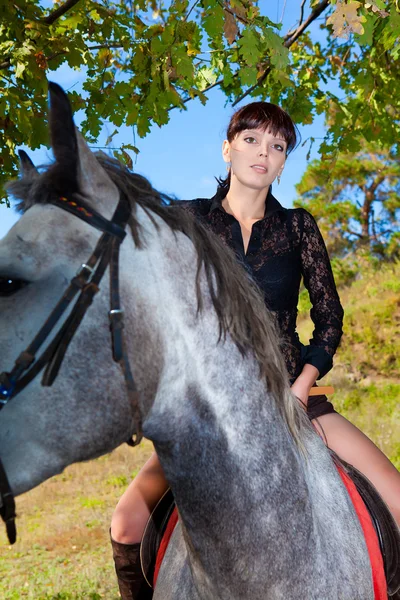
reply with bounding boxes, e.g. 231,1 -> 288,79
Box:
365,2 -> 389,17
223,10 -> 239,44
327,1 -> 367,39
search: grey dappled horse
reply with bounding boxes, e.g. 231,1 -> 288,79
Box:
0,85 -> 374,599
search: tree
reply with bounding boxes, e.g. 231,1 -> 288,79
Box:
294,142 -> 400,258
0,0 -> 399,201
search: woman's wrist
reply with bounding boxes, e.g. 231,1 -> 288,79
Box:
291,364 -> 320,407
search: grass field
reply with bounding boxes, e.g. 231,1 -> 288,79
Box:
0,442 -> 154,600
1,261 -> 399,599
297,259 -> 400,469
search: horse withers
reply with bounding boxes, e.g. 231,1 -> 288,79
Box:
0,83 -> 381,599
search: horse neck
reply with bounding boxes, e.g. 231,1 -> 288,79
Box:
123,210 -> 310,593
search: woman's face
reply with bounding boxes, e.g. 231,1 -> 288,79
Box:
222,127 -> 287,191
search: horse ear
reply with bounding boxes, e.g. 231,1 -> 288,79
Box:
48,82 -> 78,181
75,131 -> 119,216
18,150 -> 39,178
48,82 -> 117,214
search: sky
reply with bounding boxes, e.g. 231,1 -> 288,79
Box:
0,0 -> 328,238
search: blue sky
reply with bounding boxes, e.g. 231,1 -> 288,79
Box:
0,0 -> 328,238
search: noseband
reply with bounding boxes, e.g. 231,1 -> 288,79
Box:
0,192 -> 143,544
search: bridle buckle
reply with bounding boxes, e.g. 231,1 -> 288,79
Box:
76,263 -> 94,278
0,373 -> 15,406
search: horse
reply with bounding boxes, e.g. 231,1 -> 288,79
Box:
0,83 -> 376,599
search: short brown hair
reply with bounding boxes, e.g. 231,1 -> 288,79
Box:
226,101 -> 299,154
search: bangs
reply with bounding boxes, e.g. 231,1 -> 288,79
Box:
227,102 -> 299,155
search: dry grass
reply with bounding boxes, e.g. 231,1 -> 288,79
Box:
297,260 -> 400,467
0,441 -> 154,599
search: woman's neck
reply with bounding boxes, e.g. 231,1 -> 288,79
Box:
222,179 -> 269,222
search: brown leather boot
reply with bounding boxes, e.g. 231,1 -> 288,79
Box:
110,535 -> 153,600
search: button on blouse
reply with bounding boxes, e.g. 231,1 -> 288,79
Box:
177,188 -> 344,383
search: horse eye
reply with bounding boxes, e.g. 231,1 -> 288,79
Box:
0,277 -> 29,297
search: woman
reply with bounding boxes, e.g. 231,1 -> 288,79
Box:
110,102 -> 400,599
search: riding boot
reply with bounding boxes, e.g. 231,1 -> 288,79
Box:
110,535 -> 153,600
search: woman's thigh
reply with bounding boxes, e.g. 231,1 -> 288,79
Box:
313,412 -> 400,524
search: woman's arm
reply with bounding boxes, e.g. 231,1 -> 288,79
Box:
293,210 -> 344,404
291,363 -> 320,407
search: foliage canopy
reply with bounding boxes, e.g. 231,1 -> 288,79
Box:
295,142 -> 400,259
0,0 -> 399,200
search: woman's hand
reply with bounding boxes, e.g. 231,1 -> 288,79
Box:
291,379 -> 312,409
291,364 -> 319,409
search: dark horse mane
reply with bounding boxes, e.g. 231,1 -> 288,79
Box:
7,152 -> 304,441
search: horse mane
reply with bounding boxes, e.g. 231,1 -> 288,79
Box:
7,153 -> 307,445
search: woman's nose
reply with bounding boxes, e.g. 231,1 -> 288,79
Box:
259,147 -> 268,157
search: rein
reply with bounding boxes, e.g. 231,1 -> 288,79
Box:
0,193 -> 143,544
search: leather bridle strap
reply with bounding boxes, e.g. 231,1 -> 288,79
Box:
0,457 -> 16,544
0,192 -> 143,544
0,195 -> 128,402
0,211 -> 124,401
10,234 -> 113,394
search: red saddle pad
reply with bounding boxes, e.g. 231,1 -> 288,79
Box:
337,465 -> 387,600
153,506 -> 179,587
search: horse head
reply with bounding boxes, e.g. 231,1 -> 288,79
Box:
0,84 -> 139,497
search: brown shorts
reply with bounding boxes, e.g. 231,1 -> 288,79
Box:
306,393 -> 336,421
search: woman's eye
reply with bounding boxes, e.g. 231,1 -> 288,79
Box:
0,277 -> 29,297
272,144 -> 284,152
244,136 -> 257,144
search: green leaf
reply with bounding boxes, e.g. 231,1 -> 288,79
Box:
240,66 -> 258,86
262,28 -> 289,70
238,27 -> 260,67
15,62 -> 26,78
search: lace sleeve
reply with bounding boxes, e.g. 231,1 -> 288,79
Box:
299,210 -> 344,379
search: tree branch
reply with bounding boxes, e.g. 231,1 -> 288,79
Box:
371,229 -> 394,240
286,0 -> 307,36
0,60 -> 11,70
299,0 -> 307,27
46,43 -> 127,63
232,0 -> 330,106
279,0 -> 288,24
88,44 -> 126,50
283,0 -> 330,45
368,175 -> 386,196
184,0 -> 200,22
43,0 -> 82,25
168,79 -> 224,111
347,229 -> 364,238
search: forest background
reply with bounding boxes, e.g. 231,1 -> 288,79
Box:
0,0 -> 399,598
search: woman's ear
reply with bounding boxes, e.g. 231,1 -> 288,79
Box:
222,139 -> 231,164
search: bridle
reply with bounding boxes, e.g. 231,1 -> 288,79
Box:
0,192 -> 143,544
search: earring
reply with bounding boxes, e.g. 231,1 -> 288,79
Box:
277,175 -> 281,185
226,162 -> 231,172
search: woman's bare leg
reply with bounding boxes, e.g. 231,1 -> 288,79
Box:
313,412 -> 400,527
111,451 -> 168,544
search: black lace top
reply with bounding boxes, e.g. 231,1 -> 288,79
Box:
178,188 -> 344,383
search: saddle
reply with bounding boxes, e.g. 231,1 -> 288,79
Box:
140,464 -> 400,597
140,488 -> 176,588
334,456 -> 400,598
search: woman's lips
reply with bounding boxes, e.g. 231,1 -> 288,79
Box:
251,165 -> 268,173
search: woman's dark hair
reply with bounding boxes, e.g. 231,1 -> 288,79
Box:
217,101 -> 299,197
